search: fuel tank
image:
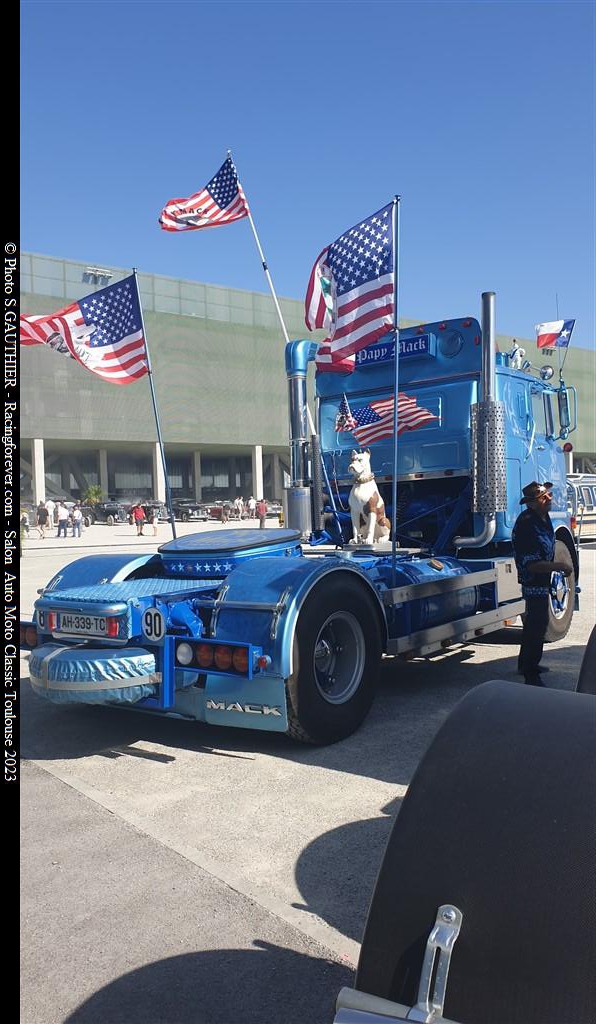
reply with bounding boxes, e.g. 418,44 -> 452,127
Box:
374,556 -> 479,637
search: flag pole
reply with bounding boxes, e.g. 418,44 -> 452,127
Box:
390,196 -> 401,587
230,152 -> 318,436
133,269 -> 177,539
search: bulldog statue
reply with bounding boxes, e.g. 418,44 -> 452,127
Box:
347,449 -> 391,545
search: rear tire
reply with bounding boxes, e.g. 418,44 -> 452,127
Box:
286,575 -> 381,744
107,514 -> 115,526
83,516 -> 91,528
545,539 -> 575,642
182,512 -> 189,522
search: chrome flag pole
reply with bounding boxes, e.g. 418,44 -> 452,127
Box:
231,151 -> 318,436
133,269 -> 177,539
390,196 -> 401,587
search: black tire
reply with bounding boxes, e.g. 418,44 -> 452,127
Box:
107,514 -> 115,526
576,624 -> 596,694
356,681 -> 596,1024
182,512 -> 189,522
544,539 -> 575,642
83,516 -> 91,528
286,575 -> 381,744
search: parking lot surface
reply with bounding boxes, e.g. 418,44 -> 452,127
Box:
20,525 -> 595,1023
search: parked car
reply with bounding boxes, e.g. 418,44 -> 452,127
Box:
171,499 -> 209,523
124,501 -> 168,525
80,501 -> 128,527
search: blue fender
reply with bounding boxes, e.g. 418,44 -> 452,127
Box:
212,554 -> 387,679
42,553 -> 163,594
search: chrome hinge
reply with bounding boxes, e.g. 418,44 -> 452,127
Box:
270,587 -> 291,640
406,904 -> 463,1022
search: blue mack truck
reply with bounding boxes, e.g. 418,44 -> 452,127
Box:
21,293 -> 579,744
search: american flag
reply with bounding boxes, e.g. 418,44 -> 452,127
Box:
352,394 -> 438,446
159,154 -> 249,232
335,393 -> 357,432
315,342 -> 355,374
305,203 -> 394,364
20,275 -> 148,385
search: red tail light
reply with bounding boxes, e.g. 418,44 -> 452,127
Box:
196,644 -> 214,669
47,612 -> 57,631
106,617 -> 119,638
214,646 -> 233,671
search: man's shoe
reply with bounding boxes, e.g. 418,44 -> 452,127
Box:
525,676 -> 547,687
517,665 -> 549,675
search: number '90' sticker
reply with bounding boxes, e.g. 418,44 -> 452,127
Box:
141,608 -> 165,642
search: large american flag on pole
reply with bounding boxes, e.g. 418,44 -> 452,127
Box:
20,275 -> 148,385
305,203 -> 394,365
351,394 -> 438,447
159,154 -> 249,232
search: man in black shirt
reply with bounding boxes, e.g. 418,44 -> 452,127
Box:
512,481 -> 572,686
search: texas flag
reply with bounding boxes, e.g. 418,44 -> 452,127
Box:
535,319 -> 575,350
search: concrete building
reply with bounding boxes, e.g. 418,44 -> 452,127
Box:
20,253 -> 595,506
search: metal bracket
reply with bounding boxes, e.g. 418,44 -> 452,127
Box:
270,588 -> 291,640
406,905 -> 463,1022
209,584 -> 229,638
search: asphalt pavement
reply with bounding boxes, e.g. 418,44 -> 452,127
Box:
19,525 -> 596,1023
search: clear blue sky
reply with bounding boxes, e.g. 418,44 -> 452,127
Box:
21,0 -> 595,348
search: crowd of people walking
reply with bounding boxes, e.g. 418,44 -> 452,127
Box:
22,500 -> 85,540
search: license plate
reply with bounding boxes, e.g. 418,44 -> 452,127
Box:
57,613 -> 108,636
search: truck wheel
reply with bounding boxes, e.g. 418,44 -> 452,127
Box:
545,539 -> 575,642
355,681 -> 596,1023
107,514 -> 115,526
286,575 -> 381,744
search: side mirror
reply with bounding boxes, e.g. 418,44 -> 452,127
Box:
558,388 -> 571,432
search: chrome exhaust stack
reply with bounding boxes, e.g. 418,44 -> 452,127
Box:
284,341 -> 318,536
455,292 -> 507,550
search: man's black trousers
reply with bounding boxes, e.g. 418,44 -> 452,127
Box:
518,594 -> 550,682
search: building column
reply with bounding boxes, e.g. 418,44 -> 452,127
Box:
153,444 -> 166,503
272,453 -> 281,500
193,451 -> 202,500
32,438 -> 45,506
252,445 -> 264,500
99,449 -> 109,498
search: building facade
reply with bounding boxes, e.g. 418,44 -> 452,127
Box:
20,253 -> 595,506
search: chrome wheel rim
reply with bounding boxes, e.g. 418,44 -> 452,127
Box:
550,571 -> 570,619
312,610 -> 366,704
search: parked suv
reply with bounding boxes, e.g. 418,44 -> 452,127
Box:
80,501 -> 128,527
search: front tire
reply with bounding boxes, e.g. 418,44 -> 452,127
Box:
286,575 -> 381,744
545,539 -> 575,642
107,514 -> 115,526
182,512 -> 189,522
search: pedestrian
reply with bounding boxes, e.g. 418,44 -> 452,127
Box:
248,496 -> 256,519
256,497 -> 268,529
36,503 -> 49,539
512,481 -> 573,686
221,500 -> 230,524
56,501 -> 69,538
151,510 -> 159,536
72,503 -> 83,538
132,503 -> 146,536
44,497 -> 56,526
21,510 -> 30,536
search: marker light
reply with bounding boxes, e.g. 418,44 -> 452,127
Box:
257,655 -> 272,670
563,442 -> 574,453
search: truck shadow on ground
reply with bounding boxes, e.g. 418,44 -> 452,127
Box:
21,641 -> 583,786
63,941 -> 353,1024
